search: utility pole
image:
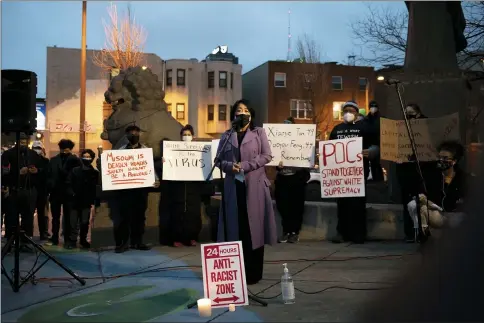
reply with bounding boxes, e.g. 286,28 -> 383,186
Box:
80,0 -> 87,151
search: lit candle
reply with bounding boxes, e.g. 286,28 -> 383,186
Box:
197,298 -> 212,317
229,304 -> 236,312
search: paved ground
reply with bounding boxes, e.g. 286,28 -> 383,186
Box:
1,240 -> 420,322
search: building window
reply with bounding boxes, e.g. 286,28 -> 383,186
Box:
166,103 -> 172,113
230,72 -> 234,89
176,103 -> 185,120
166,69 -> 172,86
274,72 -> 286,87
177,69 -> 186,86
332,76 -> 343,90
218,104 -> 227,121
208,105 -> 214,121
208,71 -> 215,88
359,77 -> 368,91
290,99 -> 313,119
332,101 -> 345,120
219,72 -> 228,88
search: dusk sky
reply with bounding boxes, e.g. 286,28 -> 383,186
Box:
2,1 -> 404,98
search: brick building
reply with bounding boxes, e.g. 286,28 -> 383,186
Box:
242,61 -> 375,138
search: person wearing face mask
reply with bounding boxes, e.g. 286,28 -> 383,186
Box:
46,139 -> 80,247
215,99 -> 277,285
32,142 -> 50,241
329,101 -> 378,244
65,149 -> 99,249
113,125 -> 160,253
158,125 -> 208,247
365,101 -> 385,182
1,133 -> 43,250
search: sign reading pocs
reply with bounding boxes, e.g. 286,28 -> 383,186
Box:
212,46 -> 228,55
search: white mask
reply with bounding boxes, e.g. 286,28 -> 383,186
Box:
343,113 -> 355,123
182,135 -> 192,142
33,149 -> 43,156
370,107 -> 378,114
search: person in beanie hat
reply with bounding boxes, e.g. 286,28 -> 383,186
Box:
365,100 -> 384,182
329,100 -> 378,244
275,117 -> 310,243
32,141 -> 50,240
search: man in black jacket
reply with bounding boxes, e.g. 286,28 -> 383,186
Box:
65,149 -> 99,249
365,101 -> 384,182
32,142 -> 50,240
46,139 -> 81,246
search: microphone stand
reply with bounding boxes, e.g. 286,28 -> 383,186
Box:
391,81 -> 429,243
187,123 -> 268,309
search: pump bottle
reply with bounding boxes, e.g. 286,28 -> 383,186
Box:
281,263 -> 295,304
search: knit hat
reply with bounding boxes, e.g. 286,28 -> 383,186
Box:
369,100 -> 378,108
342,101 -> 359,112
283,116 -> 295,124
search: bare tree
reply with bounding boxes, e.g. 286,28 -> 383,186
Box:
92,2 -> 148,71
350,2 -> 484,69
292,34 -> 332,139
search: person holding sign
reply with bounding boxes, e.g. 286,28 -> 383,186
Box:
113,125 -> 160,253
216,99 -> 277,285
329,101 -> 377,244
159,125 -> 207,247
275,117 -> 310,244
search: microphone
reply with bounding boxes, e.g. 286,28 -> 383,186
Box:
231,115 -> 243,129
385,78 -> 401,85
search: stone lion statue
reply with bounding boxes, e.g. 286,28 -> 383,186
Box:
101,66 -> 182,157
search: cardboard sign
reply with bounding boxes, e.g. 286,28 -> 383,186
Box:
101,148 -> 156,191
201,241 -> 248,308
380,113 -> 460,163
163,141 -> 214,181
319,138 -> 365,198
263,123 -> 316,167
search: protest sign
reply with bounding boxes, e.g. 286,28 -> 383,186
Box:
101,148 -> 156,191
211,139 -> 224,179
319,138 -> 365,198
162,141 -> 214,181
201,241 -> 248,308
380,113 -> 459,163
263,123 -> 316,167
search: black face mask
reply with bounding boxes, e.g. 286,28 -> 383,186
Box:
127,134 -> 140,145
82,158 -> 93,166
238,114 -> 251,128
437,159 -> 454,170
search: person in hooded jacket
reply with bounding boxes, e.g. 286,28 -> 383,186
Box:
365,101 -> 385,182
329,101 -> 378,244
158,125 -> 209,247
32,142 -> 50,240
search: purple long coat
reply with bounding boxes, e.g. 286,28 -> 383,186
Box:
216,127 -> 278,250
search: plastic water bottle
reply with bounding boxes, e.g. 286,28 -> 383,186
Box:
281,263 -> 295,304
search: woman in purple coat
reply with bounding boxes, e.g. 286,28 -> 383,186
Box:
216,99 -> 277,285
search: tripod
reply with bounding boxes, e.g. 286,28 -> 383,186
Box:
392,82 -> 430,243
187,125 -> 268,309
1,131 -> 86,292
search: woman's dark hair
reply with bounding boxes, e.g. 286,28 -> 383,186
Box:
58,139 -> 75,150
180,124 -> 194,136
230,99 -> 256,130
81,149 -> 95,159
125,125 -> 141,133
406,103 -> 422,114
438,140 -> 465,161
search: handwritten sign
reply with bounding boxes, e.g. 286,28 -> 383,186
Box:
380,113 -> 460,163
201,241 -> 248,308
163,141 -> 214,181
211,139 -> 224,179
263,124 -> 316,167
101,148 -> 156,191
49,121 -> 96,133
319,138 -> 365,198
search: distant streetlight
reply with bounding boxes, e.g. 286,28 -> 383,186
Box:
377,75 -> 385,82
80,1 -> 87,151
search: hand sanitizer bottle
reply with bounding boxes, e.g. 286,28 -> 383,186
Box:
281,263 -> 295,304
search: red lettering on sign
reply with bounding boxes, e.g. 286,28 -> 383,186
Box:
321,140 -> 363,167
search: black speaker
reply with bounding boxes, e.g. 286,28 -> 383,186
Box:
1,69 -> 37,133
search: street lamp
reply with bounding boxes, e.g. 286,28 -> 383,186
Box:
80,1 -> 87,151
377,75 -> 385,82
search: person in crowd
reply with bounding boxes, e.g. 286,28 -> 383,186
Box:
365,101 -> 384,182
215,99 -> 277,285
330,101 -> 378,244
406,140 -> 468,233
32,142 -> 50,241
158,125 -> 208,247
113,125 -> 160,253
46,139 -> 80,246
1,133 -> 43,251
65,149 -> 99,249
275,117 -> 310,244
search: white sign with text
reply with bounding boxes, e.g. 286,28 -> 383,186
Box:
318,138 -> 365,198
201,241 -> 248,308
101,148 -> 156,191
162,141 -> 214,181
263,123 -> 316,167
